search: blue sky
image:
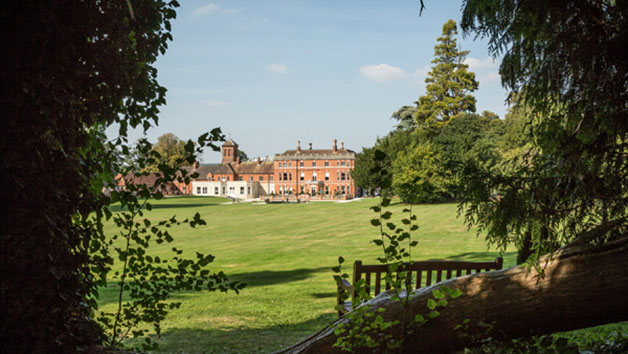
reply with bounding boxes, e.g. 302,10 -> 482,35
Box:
120,0 -> 509,162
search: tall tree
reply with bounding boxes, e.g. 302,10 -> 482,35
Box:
414,19 -> 479,128
1,2 -> 228,352
459,0 -> 628,258
145,133 -> 188,171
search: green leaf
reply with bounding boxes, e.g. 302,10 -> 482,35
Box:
370,219 -> 381,226
427,298 -> 437,310
450,288 -> 463,299
428,310 -> 440,319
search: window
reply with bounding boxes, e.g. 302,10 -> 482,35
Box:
226,176 -> 230,181
311,186 -> 316,194
239,176 -> 243,181
202,187 -> 208,194
337,172 -> 339,180
341,185 -> 346,194
249,176 -> 253,181
196,187 -> 201,194
312,161 -> 317,167
289,173 -> 292,181
282,172 -> 287,180
247,186 -> 251,194
214,187 -> 219,195
312,172 -> 317,181
300,185 -> 304,193
279,173 -> 282,181
183,186 -> 187,193
341,172 -> 346,180
347,186 -> 351,194
229,186 -> 235,192
269,176 -> 273,182
341,161 -> 346,166
288,162 -> 292,167
325,186 -> 329,195
259,176 -> 263,181
300,161 -> 304,167
283,162 -> 287,167
240,186 -> 245,194
222,187 -> 226,194
337,161 -> 340,166
300,172 -> 304,181
325,171 -> 329,181
324,161 -> 329,166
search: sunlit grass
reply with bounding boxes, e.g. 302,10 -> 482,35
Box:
98,196 -> 515,353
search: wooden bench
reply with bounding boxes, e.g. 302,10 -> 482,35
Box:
336,258 -> 503,318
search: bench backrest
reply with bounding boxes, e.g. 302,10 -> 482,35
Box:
352,257 -> 503,299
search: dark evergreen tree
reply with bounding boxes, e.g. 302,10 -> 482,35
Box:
414,19 -> 479,128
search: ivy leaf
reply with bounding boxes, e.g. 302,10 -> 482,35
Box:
427,298 -> 437,310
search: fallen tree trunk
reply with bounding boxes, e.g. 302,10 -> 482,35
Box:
280,236 -> 628,353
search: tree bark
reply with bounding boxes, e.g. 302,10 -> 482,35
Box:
279,236 -> 628,353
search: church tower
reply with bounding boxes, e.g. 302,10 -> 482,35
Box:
221,139 -> 239,165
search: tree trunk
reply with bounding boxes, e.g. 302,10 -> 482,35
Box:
280,236 -> 628,354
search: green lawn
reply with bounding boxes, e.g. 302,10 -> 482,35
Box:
98,196 -> 515,353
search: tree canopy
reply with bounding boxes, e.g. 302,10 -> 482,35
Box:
459,0 -> 628,258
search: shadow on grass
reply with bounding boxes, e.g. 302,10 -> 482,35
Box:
229,267 -> 330,288
142,313 -> 336,354
97,267 -> 332,306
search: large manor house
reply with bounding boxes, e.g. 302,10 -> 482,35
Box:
125,139 -> 358,200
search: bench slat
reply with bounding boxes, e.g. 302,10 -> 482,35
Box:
338,257 -> 503,318
374,272 -> 381,295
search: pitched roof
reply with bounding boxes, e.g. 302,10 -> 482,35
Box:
222,139 -> 238,147
235,161 -> 274,174
182,163 -> 237,180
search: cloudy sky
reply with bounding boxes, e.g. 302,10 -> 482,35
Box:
118,0 -> 509,162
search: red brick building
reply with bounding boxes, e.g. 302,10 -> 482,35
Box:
273,139 -> 356,198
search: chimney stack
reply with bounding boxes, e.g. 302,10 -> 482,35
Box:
333,139 -> 338,153
297,140 -> 301,153
308,142 -> 312,150
257,156 -> 261,164
341,141 -> 344,150
236,156 -> 240,165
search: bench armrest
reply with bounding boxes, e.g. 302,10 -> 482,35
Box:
338,278 -> 354,293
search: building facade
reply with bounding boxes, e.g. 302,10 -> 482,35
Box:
273,139 -> 356,198
180,139 -> 275,199
174,138 -> 357,200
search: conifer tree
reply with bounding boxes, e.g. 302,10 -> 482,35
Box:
414,19 -> 478,128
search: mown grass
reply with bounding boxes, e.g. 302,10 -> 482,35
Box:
97,196 -> 517,353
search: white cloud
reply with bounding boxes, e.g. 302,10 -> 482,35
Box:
359,64 -> 408,83
192,3 -> 239,16
200,99 -> 229,107
269,64 -> 288,75
483,71 -> 501,83
413,65 -> 431,81
463,57 -> 498,72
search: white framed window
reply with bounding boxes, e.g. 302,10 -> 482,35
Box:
312,172 -> 317,181
202,187 -> 208,194
249,176 -> 253,181
240,186 -> 245,194
214,187 -> 219,195
325,171 -> 329,181
196,187 -> 201,194
300,172 -> 305,181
